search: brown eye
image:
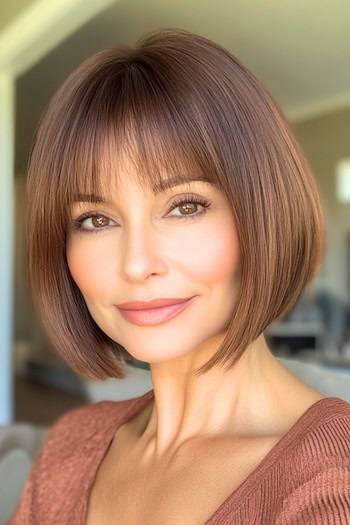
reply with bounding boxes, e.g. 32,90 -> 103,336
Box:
91,215 -> 110,227
167,195 -> 212,219
72,212 -> 116,233
178,202 -> 198,215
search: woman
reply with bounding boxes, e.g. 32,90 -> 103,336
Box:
10,28 -> 350,524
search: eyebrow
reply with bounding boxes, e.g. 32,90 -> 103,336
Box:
73,176 -> 213,203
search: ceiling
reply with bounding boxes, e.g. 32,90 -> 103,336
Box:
5,0 -> 350,172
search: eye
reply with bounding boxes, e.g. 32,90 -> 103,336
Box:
70,193 -> 212,234
72,212 -> 116,234
166,194 -> 212,220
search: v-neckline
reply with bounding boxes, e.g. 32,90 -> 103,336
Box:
82,389 -> 348,524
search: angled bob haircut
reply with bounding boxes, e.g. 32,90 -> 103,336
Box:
27,28 -> 326,380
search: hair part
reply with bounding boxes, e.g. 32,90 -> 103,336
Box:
26,28 -> 326,379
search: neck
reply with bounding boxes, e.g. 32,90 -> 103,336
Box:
135,334 -> 294,460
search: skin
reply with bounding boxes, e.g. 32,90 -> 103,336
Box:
66,160 -> 324,465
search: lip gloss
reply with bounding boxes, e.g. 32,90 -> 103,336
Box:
117,297 -> 195,326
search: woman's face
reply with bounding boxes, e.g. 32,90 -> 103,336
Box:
66,163 -> 241,364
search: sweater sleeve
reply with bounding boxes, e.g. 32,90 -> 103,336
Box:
275,459 -> 350,525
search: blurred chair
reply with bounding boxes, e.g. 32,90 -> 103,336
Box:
0,424 -> 48,524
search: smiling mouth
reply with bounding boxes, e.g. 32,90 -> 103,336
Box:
116,297 -> 195,326
116,297 -> 193,310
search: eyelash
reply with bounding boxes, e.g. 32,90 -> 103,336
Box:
71,194 -> 212,234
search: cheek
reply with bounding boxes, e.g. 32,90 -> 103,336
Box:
182,219 -> 240,282
66,239 -> 113,300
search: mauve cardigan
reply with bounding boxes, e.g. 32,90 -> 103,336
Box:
8,389 -> 350,524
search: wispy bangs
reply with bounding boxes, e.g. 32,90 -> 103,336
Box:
59,57 -> 224,217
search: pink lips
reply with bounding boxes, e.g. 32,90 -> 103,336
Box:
116,297 -> 195,326
116,297 -> 192,310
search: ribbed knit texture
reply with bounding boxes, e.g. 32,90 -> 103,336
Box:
8,390 -> 350,524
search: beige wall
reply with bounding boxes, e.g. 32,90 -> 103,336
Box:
292,107 -> 350,304
0,0 -> 38,33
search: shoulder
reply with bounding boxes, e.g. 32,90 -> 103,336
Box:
41,398 -> 135,463
45,400 -> 125,441
275,398 -> 350,523
285,397 -> 350,476
8,398 -> 135,523
298,397 -> 350,457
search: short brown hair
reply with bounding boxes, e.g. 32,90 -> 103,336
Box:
27,28 -> 326,379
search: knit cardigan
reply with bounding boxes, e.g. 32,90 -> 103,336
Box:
8,389 -> 350,524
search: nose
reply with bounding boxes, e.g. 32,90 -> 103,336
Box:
119,222 -> 167,283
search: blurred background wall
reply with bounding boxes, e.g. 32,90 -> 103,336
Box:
0,1 -> 38,32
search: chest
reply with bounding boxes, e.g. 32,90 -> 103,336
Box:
85,434 -> 279,525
